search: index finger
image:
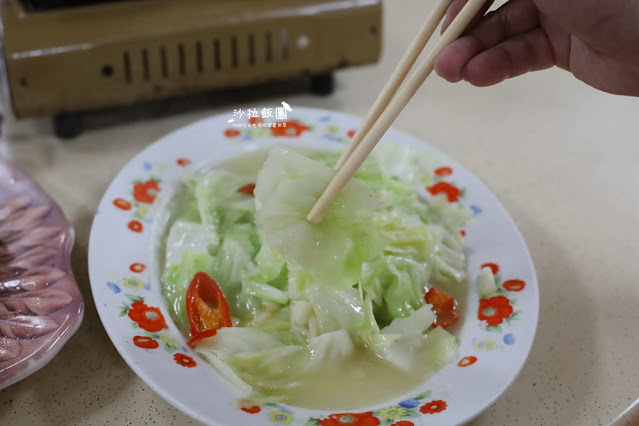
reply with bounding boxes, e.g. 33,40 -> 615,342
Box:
442,0 -> 495,34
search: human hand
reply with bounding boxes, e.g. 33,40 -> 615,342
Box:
434,0 -> 639,96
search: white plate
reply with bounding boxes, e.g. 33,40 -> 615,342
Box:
89,107 -> 538,426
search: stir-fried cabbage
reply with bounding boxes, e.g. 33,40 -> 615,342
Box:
161,144 -> 471,401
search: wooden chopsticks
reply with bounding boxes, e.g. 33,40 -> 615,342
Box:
333,0 -> 454,171
307,0 -> 489,224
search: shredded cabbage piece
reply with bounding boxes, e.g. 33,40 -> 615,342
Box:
160,144 -> 472,399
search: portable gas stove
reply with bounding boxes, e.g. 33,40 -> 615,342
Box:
0,0 -> 381,138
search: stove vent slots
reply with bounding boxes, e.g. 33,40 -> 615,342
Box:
119,29 -> 292,84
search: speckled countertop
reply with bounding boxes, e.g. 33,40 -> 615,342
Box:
1,1 -> 638,425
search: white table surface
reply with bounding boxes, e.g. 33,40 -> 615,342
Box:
1,1 -> 638,425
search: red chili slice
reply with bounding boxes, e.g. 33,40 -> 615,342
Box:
185,272 -> 232,347
236,184 -> 256,196
425,288 -> 459,329
186,328 -> 218,348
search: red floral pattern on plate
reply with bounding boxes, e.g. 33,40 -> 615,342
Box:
271,120 -> 309,137
503,279 -> 526,292
128,301 -> 168,332
174,353 -> 197,368
481,262 -> 500,275
319,411 -> 380,426
434,166 -> 453,176
133,335 -> 159,349
112,172 -> 162,232
225,128 -> 241,138
419,400 -> 447,414
127,220 -> 143,233
113,198 -> 132,210
133,180 -> 160,204
129,263 -> 146,273
242,406 -> 261,414
457,355 -> 478,367
478,296 -> 514,326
